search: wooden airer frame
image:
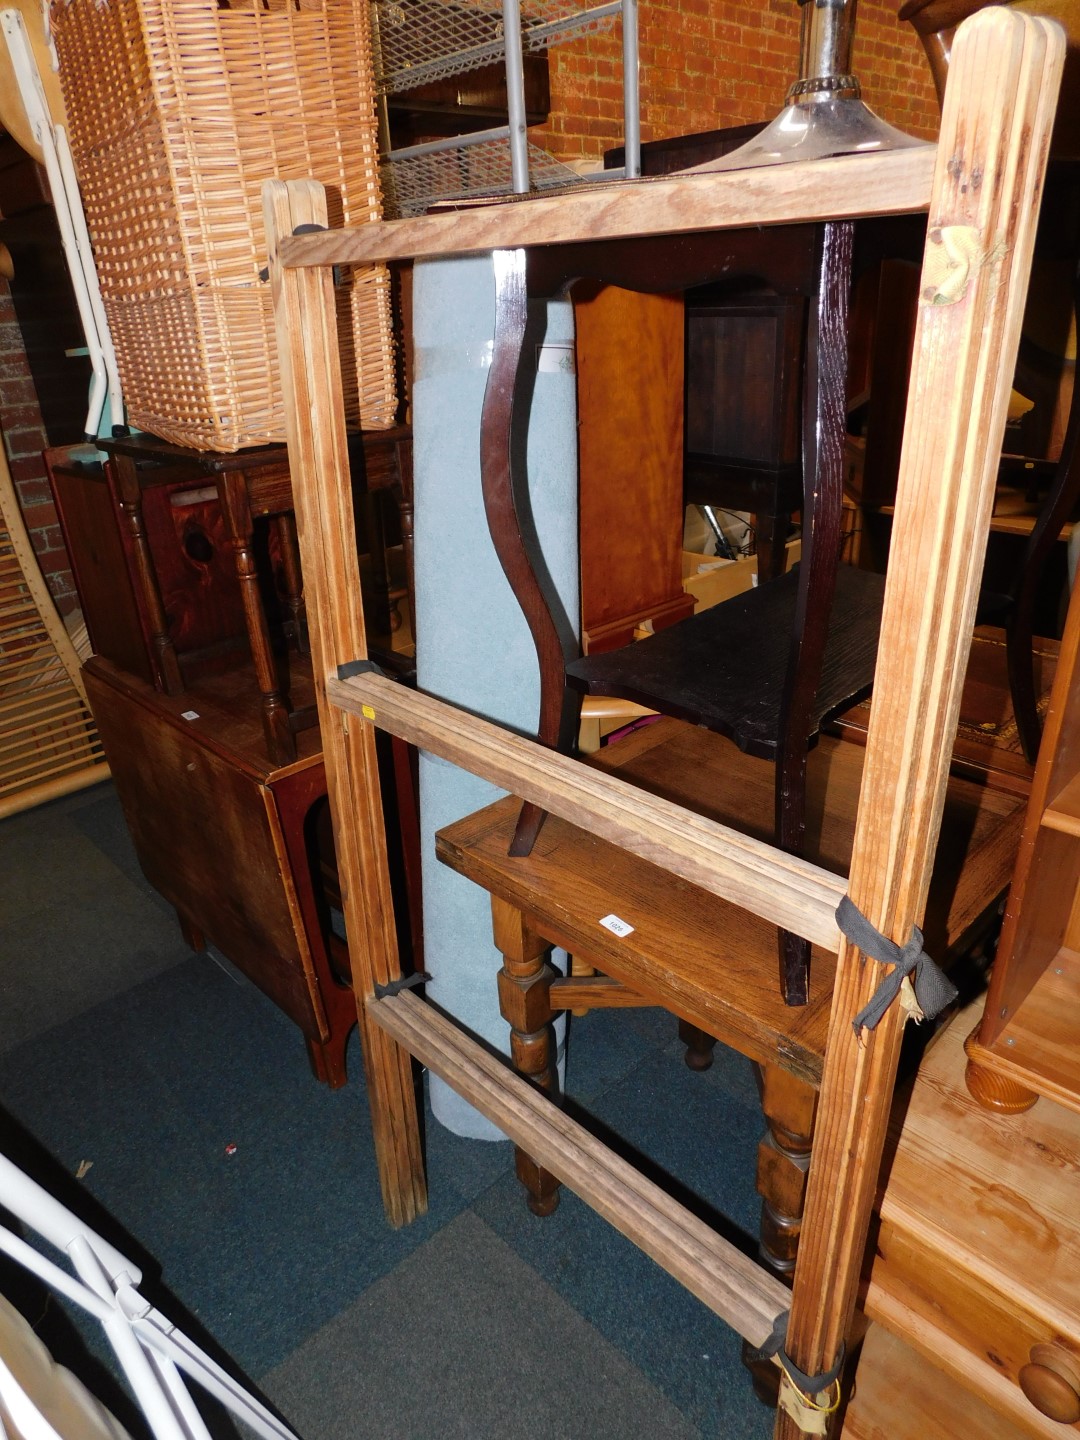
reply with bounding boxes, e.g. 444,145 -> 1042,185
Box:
263,11 -> 1064,1436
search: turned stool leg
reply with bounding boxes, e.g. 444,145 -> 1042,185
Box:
755,1063 -> 817,1276
742,1064 -> 818,1402
678,1019 -> 718,1071
491,895 -> 561,1216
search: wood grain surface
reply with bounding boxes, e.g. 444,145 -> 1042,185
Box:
265,179 -> 427,1225
277,147 -> 937,268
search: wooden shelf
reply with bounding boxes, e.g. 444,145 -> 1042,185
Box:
1041,770 -> 1080,835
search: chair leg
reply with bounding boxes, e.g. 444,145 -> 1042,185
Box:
491,896 -> 562,1216
773,220 -> 854,1007
776,743 -> 812,1006
479,249 -> 579,858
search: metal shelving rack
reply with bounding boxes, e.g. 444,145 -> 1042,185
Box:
374,0 -> 640,217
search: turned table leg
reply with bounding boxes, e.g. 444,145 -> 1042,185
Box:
491,895 -> 561,1216
678,1019 -> 718,1071
277,512 -> 309,656
218,472 -> 295,766
109,452 -> 184,695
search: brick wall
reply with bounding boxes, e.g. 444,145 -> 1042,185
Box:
0,275 -> 77,616
532,0 -> 939,163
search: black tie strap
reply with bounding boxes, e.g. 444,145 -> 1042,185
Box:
745,1309 -> 845,1409
836,896 -> 957,1034
337,658 -> 387,681
373,972 -> 431,999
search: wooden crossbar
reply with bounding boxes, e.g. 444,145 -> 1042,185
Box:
369,989 -> 791,1349
329,671 -> 845,952
277,146 -> 936,269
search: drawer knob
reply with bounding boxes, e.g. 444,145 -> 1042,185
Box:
1019,1344 -> 1080,1423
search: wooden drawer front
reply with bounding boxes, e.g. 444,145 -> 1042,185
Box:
866,1219 -> 1080,1437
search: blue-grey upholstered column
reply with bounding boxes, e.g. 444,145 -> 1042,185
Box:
412,254 -> 579,1138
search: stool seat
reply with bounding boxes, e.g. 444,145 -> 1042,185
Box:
566,566 -> 886,758
436,718 -> 1024,1084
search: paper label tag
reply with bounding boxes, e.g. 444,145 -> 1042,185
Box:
362,705 -> 376,720
180,710 -> 199,721
599,913 -> 634,938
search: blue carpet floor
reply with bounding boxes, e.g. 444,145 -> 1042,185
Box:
0,781 -> 774,1439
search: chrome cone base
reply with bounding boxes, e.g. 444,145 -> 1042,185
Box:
688,0 -> 931,175
691,91 -> 928,174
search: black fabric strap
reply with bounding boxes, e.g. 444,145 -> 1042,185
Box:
259,223 -> 328,280
836,895 -> 957,1034
337,658 -> 387,681
745,1310 -> 846,1399
373,972 -> 430,999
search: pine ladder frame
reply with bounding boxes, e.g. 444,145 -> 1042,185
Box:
263,11 -> 1063,1435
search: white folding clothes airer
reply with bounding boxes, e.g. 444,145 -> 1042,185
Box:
0,4 -> 123,441
0,1153 -> 301,1440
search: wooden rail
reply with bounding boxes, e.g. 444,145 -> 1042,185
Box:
277,146 -> 937,268
329,671 -> 846,952
369,989 -> 792,1349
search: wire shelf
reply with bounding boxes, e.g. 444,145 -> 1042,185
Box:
372,0 -> 617,95
381,133 -> 582,217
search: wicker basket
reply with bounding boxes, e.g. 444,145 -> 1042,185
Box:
53,0 -> 397,452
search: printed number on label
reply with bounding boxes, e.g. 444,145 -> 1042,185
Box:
599,913 -> 634,938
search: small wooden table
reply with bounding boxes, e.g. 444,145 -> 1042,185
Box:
96,429 -> 413,766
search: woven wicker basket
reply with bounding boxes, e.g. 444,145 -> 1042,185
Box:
53,0 -> 396,452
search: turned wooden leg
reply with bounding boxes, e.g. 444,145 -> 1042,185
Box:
277,512 -> 309,656
219,474 -> 295,766
492,895 -> 561,1216
678,1018 -> 718,1071
964,1025 -> 1039,1113
756,1064 -> 818,1276
109,453 -> 183,695
742,1064 -> 819,1402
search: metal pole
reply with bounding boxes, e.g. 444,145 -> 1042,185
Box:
621,0 -> 640,177
501,0 -> 530,192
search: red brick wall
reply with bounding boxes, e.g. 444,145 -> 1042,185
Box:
0,276 -> 77,616
533,0 -> 939,162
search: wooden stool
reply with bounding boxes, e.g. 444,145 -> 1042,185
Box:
436,719 -> 1024,1262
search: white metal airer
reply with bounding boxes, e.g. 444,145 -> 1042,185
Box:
0,1152 -> 302,1440
0,3 -> 123,441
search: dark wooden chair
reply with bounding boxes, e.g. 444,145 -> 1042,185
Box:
479,222 -> 886,1007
